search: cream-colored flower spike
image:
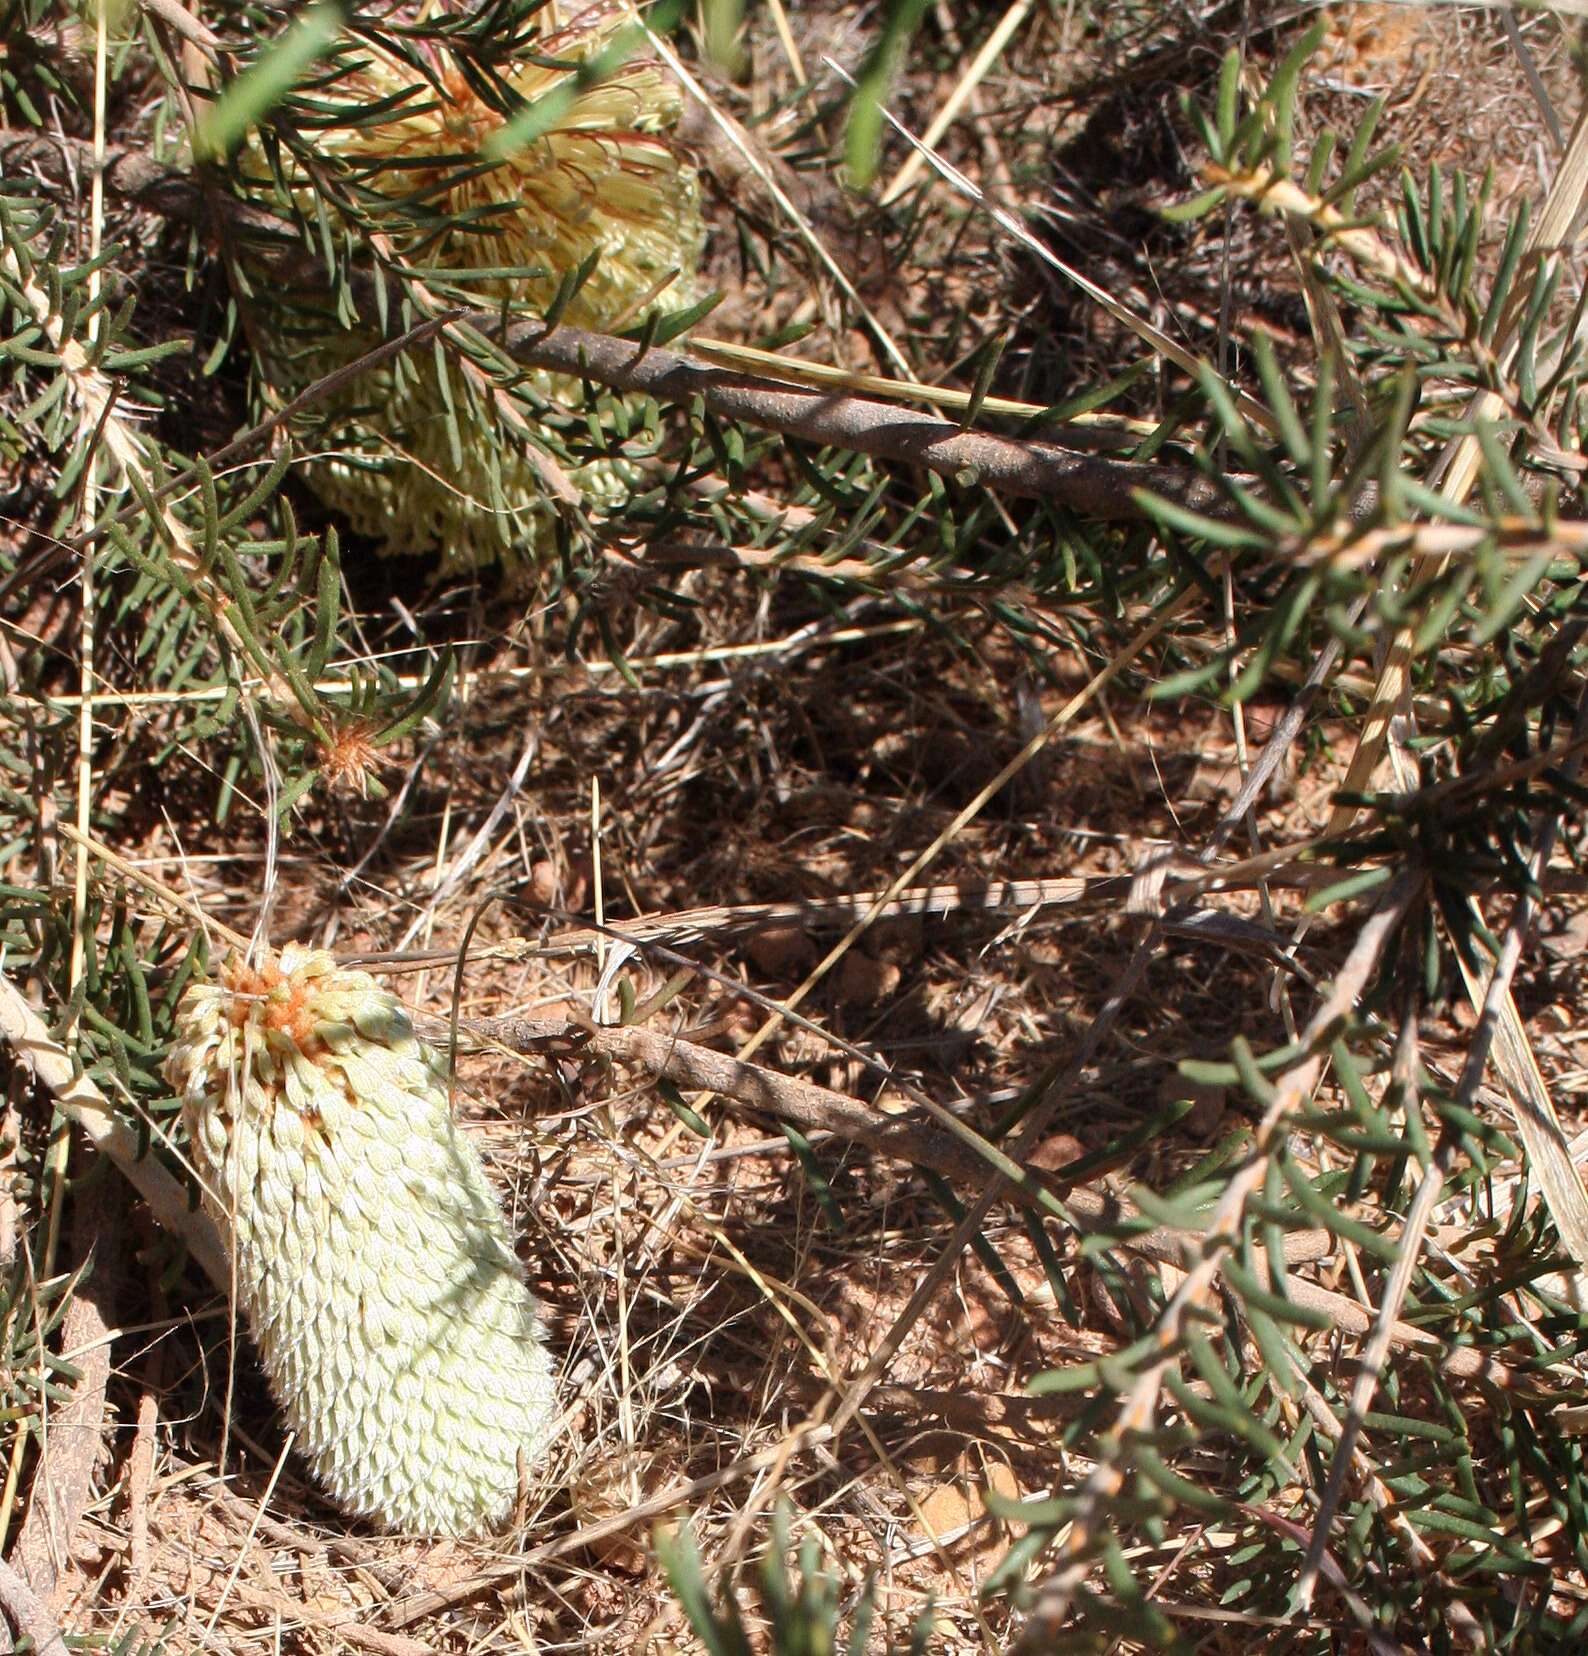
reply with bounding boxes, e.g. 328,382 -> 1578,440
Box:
165,945 -> 557,1535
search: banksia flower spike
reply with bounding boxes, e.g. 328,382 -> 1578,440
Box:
165,946 -> 558,1536
271,0 -> 705,574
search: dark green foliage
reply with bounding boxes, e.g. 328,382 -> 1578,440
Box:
658,1504 -> 899,1656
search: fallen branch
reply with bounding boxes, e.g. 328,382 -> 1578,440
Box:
464,1013 -> 1528,1389
13,1169 -> 121,1605
490,316 -> 1228,516
226,1583 -> 431,1656
0,127 -> 1234,521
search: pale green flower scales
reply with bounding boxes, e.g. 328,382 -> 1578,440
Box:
166,945 -> 557,1535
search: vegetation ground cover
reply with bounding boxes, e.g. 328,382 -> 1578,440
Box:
6,1 -> 1588,1650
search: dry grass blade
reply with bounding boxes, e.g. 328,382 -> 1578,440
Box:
824,54 -> 1281,436
687,334 -> 1154,433
880,0 -> 1036,204
1455,937 -> 1588,1263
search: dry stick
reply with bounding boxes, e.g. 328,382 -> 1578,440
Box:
686,337 -> 1156,439
207,1483 -> 407,1598
0,971 -> 230,1293
12,1169 -> 121,1604
469,1013 -> 1521,1387
1027,878 -> 1417,1630
393,824 -> 1588,971
476,1012 -> 1287,1237
139,0 -> 220,53
369,863 -> 1344,970
121,1299 -> 165,1610
478,916 -> 1099,1209
492,316 -> 1228,516
222,1583 -> 432,1656
0,1559 -> 67,1656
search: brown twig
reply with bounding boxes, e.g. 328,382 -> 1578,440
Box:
0,1557 -> 67,1656
0,969 -> 229,1292
491,317 -> 1231,516
12,1167 -> 121,1604
120,1247 -> 166,1612
122,1388 -> 158,1606
0,127 -> 1236,522
209,1482 -> 408,1599
225,1583 -> 432,1656
464,1011 -> 1524,1388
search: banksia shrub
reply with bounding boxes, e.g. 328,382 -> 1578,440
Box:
261,0 -> 705,574
165,946 -> 558,1536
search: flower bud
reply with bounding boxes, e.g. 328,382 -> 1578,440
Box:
273,2 -> 705,572
165,946 -> 557,1535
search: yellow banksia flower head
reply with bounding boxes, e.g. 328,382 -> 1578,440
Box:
165,945 -> 558,1536
319,0 -> 700,320
295,340 -> 636,576
283,0 -> 704,573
